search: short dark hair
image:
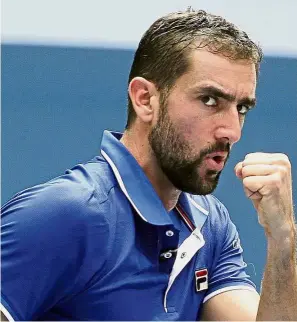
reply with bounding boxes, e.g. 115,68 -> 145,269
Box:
125,8 -> 263,129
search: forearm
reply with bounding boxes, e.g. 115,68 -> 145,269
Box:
257,225 -> 297,321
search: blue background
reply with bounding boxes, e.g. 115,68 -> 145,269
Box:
2,44 -> 297,290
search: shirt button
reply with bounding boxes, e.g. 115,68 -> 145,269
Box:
181,252 -> 187,258
163,252 -> 173,259
166,230 -> 174,237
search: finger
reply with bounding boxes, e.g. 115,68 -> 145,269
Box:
234,162 -> 243,178
243,187 -> 262,200
245,152 -> 271,159
241,164 -> 279,178
242,175 -> 267,193
242,158 -> 289,168
245,152 -> 289,160
243,154 -> 290,167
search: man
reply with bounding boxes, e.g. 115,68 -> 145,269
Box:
1,8 -> 296,321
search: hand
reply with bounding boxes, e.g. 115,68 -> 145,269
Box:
235,153 -> 295,240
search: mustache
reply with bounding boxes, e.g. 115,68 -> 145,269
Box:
200,141 -> 230,158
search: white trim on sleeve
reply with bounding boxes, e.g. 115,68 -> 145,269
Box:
0,302 -> 16,322
203,285 -> 258,303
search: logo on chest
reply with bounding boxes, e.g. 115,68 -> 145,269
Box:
195,268 -> 208,292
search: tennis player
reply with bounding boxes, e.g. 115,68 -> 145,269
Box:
1,8 -> 296,321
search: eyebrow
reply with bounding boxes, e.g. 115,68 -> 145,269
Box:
195,85 -> 256,107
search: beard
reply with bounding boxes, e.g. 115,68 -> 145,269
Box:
148,101 -> 230,195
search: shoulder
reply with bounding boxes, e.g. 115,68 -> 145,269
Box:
0,160 -> 118,320
1,157 -> 117,244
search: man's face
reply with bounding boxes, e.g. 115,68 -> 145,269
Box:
149,49 -> 257,195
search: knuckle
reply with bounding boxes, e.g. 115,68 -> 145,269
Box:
241,166 -> 249,177
278,166 -> 287,175
242,176 -> 258,191
272,173 -> 282,189
276,165 -> 290,179
283,157 -> 291,168
242,177 -> 250,186
275,153 -> 290,164
281,153 -> 289,160
245,152 -> 257,159
242,161 -> 248,167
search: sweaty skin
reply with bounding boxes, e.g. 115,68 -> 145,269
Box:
2,47 -> 295,321
235,153 -> 297,321
124,48 -> 297,320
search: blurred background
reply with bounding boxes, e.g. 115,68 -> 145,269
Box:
2,0 -> 297,291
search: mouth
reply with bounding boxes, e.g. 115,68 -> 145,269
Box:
204,152 -> 228,171
212,155 -> 225,163
208,151 -> 227,161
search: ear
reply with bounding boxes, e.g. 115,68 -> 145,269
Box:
128,77 -> 158,124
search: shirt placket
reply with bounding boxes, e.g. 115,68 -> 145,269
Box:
163,205 -> 205,313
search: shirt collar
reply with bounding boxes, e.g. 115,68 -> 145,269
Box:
100,130 -> 208,228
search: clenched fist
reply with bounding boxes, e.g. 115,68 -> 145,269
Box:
235,153 -> 295,240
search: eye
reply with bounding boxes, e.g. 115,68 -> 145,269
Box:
200,96 -> 217,106
237,105 -> 250,115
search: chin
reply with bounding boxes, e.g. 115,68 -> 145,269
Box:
174,172 -> 221,195
172,179 -> 219,195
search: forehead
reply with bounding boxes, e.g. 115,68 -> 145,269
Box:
175,49 -> 257,96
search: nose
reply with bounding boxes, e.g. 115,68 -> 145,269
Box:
214,107 -> 242,144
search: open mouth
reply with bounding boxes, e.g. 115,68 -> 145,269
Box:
212,155 -> 224,163
204,152 -> 227,172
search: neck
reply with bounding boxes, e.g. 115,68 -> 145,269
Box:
121,127 -> 180,211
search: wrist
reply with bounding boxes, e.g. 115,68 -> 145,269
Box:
266,225 -> 296,255
266,221 -> 296,241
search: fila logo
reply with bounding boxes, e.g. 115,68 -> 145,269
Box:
195,269 -> 208,292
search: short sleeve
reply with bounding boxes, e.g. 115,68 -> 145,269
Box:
203,202 -> 257,303
1,180 -> 109,320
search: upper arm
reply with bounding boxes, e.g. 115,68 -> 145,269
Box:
1,185 -> 82,320
201,289 -> 260,321
1,182 -> 110,320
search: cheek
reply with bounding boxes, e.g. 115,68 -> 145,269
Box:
173,114 -> 210,148
167,98 -> 213,144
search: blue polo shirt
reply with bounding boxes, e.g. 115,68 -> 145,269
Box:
1,131 -> 256,321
